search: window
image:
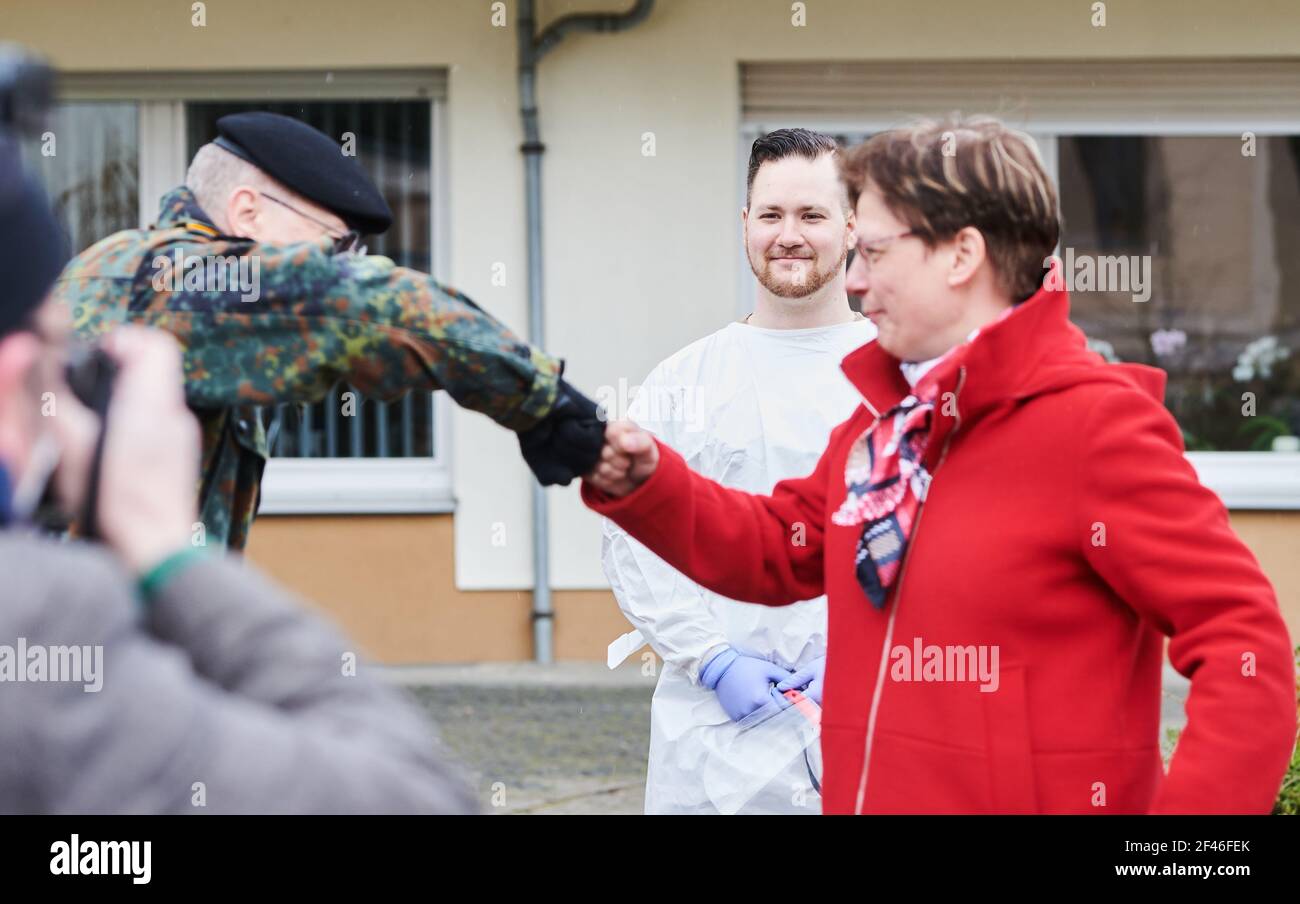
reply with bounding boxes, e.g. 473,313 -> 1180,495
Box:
186,100 -> 436,461
740,58 -> 1300,507
28,101 -> 139,252
1060,135 -> 1299,454
33,71 -> 452,512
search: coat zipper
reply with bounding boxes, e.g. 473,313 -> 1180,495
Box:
853,365 -> 966,815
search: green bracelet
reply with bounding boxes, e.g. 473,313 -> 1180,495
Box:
137,547 -> 208,604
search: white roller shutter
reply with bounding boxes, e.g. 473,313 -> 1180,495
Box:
742,59 -> 1300,133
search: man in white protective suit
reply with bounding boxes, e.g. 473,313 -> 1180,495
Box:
602,129 -> 876,814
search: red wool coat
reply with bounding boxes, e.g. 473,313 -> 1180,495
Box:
583,282 -> 1297,814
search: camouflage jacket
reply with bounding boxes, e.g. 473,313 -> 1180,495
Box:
55,187 -> 561,551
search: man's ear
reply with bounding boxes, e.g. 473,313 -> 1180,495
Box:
947,226 -> 986,288
225,186 -> 261,240
844,208 -> 857,249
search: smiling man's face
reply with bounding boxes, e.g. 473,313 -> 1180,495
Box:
743,153 -> 854,299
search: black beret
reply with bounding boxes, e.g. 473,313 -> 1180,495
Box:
0,147 -> 69,339
214,111 -> 393,235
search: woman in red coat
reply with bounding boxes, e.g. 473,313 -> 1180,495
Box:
583,117 -> 1296,814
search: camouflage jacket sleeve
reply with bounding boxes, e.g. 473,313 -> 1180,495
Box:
127,235 -> 560,433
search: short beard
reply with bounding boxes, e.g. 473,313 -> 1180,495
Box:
749,241 -> 848,299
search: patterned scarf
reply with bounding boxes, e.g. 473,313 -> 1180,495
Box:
831,380 -> 942,607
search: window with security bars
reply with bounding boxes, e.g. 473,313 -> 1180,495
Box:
187,100 -> 435,459
31,92 -> 439,460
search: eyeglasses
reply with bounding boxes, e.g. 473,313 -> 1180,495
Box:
261,192 -> 365,254
852,229 -> 917,268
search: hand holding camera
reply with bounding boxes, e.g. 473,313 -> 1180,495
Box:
51,328 -> 201,573
94,328 -> 202,573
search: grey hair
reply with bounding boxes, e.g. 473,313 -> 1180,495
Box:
185,143 -> 278,229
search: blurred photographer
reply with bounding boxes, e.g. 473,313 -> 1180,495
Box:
0,156 -> 478,813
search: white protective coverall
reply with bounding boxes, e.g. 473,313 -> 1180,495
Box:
602,316 -> 876,814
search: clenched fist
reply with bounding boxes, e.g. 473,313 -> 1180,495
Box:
583,420 -> 660,497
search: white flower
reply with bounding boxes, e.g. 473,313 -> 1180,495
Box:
1234,335 -> 1292,381
1150,328 -> 1187,358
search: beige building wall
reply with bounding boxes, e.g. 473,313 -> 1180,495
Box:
9,0 -> 1298,660
244,512 -> 1300,663
245,515 -> 633,663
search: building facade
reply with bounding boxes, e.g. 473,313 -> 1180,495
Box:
9,0 -> 1299,661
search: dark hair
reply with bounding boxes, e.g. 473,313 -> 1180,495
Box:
746,128 -> 841,205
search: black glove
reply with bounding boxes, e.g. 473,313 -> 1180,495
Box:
518,378 -> 605,486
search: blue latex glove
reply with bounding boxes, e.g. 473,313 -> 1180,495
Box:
700,648 -> 795,722
775,655 -> 826,706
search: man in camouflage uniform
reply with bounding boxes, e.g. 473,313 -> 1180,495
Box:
53,112 -> 601,550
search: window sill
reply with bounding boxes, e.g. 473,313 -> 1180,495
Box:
258,458 -> 454,515
1187,452 -> 1300,510
254,454 -> 1295,516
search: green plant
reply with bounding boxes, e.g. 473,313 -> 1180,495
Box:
1272,645 -> 1300,816
1236,415 -> 1294,452
1180,428 -> 1215,453
1159,726 -> 1181,767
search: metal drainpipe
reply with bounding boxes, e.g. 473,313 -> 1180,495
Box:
517,0 -> 655,664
